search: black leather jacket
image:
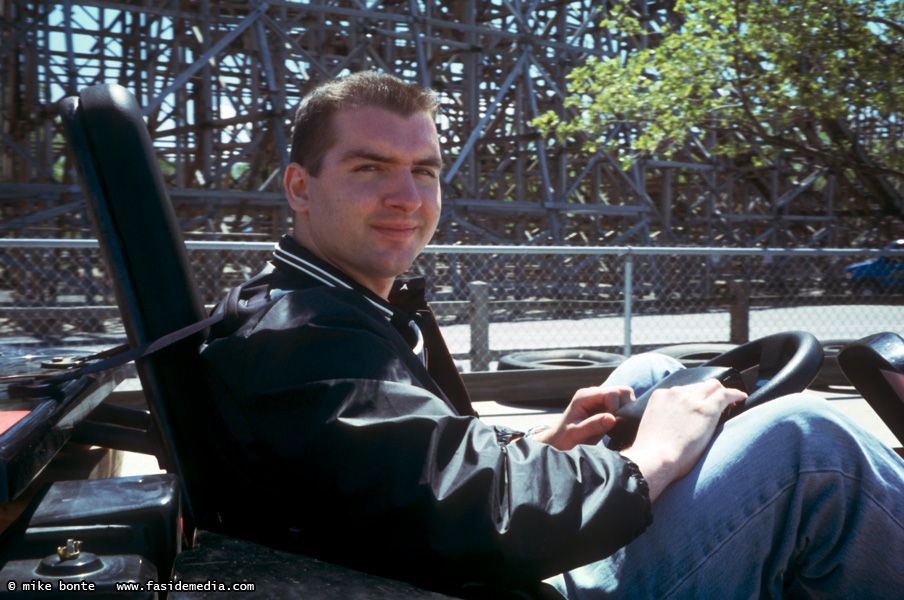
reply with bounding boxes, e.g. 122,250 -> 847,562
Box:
200,236 -> 652,592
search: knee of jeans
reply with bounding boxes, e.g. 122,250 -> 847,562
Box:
602,352 -> 685,392
739,393 -> 840,433
737,394 -> 870,466
634,351 -> 686,374
616,352 -> 685,379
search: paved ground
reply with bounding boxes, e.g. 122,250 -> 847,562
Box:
441,303 -> 904,357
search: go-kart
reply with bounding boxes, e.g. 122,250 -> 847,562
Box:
0,83 -> 900,599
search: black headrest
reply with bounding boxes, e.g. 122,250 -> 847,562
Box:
61,84 -> 206,345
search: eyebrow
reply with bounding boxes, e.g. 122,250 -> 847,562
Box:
339,148 -> 444,169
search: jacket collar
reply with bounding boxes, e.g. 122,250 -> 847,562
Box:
271,235 -> 427,355
272,235 -> 393,315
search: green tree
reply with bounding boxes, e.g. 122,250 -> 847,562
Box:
534,0 -> 904,214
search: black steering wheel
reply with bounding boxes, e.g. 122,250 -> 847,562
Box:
608,331 -> 824,450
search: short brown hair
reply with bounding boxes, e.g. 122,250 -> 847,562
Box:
289,71 -> 440,176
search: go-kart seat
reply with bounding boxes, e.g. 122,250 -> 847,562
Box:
838,332 -> 904,448
59,85 -> 218,533
59,84 -> 535,599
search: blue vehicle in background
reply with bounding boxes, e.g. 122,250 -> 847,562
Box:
846,240 -> 904,295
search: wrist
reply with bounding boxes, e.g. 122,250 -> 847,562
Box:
619,447 -> 673,502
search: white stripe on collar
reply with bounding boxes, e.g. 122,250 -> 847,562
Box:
272,244 -> 424,363
272,246 -> 393,319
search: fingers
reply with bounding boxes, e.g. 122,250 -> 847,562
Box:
570,412 -> 617,446
542,411 -> 617,451
570,385 -> 635,415
651,379 -> 747,415
700,379 -> 748,414
540,387 -> 631,451
610,386 -> 636,410
558,380 -> 744,453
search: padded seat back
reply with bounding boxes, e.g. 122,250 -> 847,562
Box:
60,84 -> 217,529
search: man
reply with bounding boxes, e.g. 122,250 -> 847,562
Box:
201,71 -> 904,598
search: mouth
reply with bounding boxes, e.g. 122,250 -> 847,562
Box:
372,223 -> 419,240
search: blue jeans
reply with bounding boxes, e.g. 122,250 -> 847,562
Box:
548,353 -> 904,598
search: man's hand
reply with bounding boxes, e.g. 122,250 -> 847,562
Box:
530,385 -> 635,451
620,380 -> 747,502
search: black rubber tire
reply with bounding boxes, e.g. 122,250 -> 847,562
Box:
651,343 -> 738,368
811,339 -> 854,389
497,349 -> 626,371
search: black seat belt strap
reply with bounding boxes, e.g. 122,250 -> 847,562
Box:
15,312 -> 224,391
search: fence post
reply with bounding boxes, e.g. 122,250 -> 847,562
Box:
623,254 -> 633,357
729,279 -> 749,344
469,280 -> 490,371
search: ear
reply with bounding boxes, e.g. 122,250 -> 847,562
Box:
284,162 -> 310,214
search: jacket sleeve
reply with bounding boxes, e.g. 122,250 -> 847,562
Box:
201,289 -> 652,589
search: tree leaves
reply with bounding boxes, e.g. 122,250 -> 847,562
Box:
535,0 -> 904,183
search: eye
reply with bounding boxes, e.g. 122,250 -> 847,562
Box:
414,167 -> 438,178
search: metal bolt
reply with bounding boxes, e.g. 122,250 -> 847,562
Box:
57,539 -> 82,561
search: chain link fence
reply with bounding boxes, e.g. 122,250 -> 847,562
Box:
1,240 -> 902,371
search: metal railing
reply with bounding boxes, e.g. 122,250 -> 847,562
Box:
1,239 -> 901,370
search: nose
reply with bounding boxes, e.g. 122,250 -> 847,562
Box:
384,169 -> 423,213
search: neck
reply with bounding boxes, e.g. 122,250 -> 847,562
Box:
289,229 -> 394,299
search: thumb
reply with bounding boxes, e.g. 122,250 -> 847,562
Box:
570,413 -> 617,446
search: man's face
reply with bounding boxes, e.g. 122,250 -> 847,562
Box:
286,106 -> 442,297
